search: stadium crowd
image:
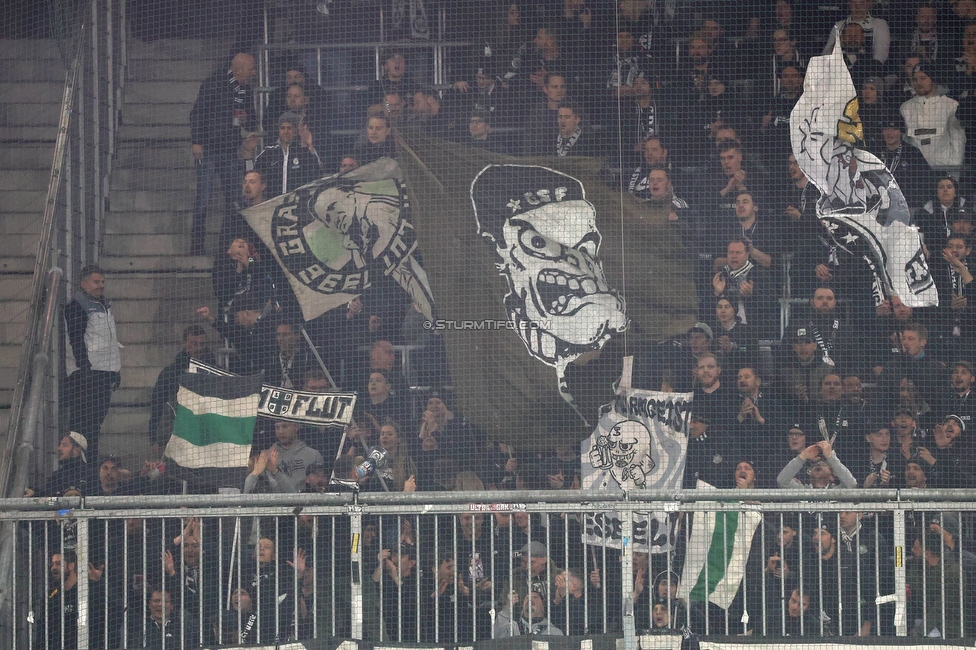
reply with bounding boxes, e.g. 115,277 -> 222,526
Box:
36,0 -> 976,646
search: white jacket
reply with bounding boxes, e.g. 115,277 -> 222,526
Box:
901,95 -> 966,168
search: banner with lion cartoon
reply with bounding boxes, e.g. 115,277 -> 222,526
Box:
580,358 -> 692,553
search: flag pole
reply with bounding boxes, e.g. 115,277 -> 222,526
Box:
300,326 -> 338,389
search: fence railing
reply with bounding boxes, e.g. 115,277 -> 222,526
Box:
3,489 -> 975,649
0,0 -> 126,643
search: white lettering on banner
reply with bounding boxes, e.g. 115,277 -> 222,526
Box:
580,385 -> 692,553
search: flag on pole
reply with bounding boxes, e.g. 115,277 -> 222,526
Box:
677,481 -> 763,610
164,372 -> 262,489
790,34 -> 937,308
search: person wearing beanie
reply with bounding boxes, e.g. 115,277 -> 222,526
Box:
38,432 -> 95,497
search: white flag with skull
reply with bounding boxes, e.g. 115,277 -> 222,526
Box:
790,35 -> 938,307
580,359 -> 691,553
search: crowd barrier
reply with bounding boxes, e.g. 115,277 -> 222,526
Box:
3,489 -> 975,649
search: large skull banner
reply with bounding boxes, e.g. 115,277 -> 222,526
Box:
471,164 -> 629,410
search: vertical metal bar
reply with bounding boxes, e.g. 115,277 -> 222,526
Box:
892,506 -> 908,636
141,519 -> 147,645
105,0 -> 114,166
350,505 -> 363,639
957,515 -> 965,637
312,516 -> 318,638
121,518 -> 129,648
452,515 -> 458,643
275,519 -> 281,640
376,516 -> 384,640
76,42 -> 87,268
90,0 -> 102,264
939,513 -> 946,637
433,515 -> 440,642
317,48 -> 323,86
413,514 -> 419,642
76,517 -> 91,650
621,512 -> 635,650
330,517 -> 336,637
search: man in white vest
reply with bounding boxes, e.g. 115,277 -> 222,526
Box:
64,264 -> 122,458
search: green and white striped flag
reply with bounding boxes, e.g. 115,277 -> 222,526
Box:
166,372 -> 262,472
677,481 -> 763,610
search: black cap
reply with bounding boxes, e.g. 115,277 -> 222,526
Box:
306,461 -> 327,476
881,113 -> 905,132
471,165 -> 587,242
470,107 -> 492,124
789,325 -> 814,343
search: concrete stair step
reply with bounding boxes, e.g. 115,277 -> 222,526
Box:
110,169 -> 195,191
0,301 -> 28,324
0,126 -> 59,140
0,82 -> 63,104
116,322 -> 195,345
126,60 -> 214,83
0,344 -> 21,368
119,343 -> 187,368
0,258 -> 36,273
127,38 -> 231,61
112,297 -> 203,323
3,169 -> 51,191
105,210 -> 192,234
117,124 -> 191,140
1,103 -> 62,127
3,190 -> 46,211
0,410 -> 10,437
0,60 -> 68,83
125,81 -> 202,105
0,40 -> 63,60
0,322 -> 26,345
103,272 -> 214,299
100,255 -> 213,273
121,367 -> 175,393
121,103 -> 191,126
0,144 -> 55,169
109,189 -> 192,211
115,142 -> 193,169
0,234 -> 41,257
113,387 -> 152,404
105,234 -> 186,256
0,276 -> 33,300
101,407 -> 149,437
0,214 -> 44,234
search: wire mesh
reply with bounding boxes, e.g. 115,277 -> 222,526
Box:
3,0 -> 976,647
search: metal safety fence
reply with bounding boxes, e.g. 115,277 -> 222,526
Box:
2,488 -> 975,649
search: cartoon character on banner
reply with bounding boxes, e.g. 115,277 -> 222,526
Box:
588,420 -> 656,490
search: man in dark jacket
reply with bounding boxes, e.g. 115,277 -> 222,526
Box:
41,432 -> 94,497
249,112 -> 322,198
147,325 -> 215,456
189,52 -> 256,255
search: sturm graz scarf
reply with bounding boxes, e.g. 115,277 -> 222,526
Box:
556,128 -> 581,157
721,259 -> 754,322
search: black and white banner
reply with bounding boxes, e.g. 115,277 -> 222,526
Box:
188,359 -> 356,426
580,358 -> 692,553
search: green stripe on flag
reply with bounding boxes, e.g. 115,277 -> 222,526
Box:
688,511 -> 739,602
172,405 -> 256,447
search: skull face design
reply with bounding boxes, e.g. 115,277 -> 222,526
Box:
589,421 -> 656,490
471,165 -> 628,408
